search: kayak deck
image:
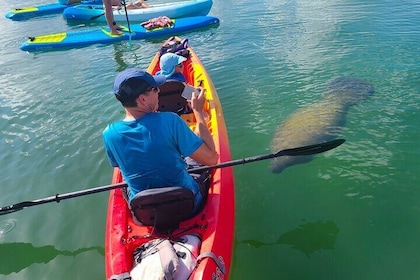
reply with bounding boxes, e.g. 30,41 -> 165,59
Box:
20,16 -> 220,52
63,0 -> 213,22
5,0 -> 102,20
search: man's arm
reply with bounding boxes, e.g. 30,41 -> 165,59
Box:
189,88 -> 218,166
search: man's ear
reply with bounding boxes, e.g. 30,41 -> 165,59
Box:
136,94 -> 147,106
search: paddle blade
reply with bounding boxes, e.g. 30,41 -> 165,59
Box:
188,139 -> 346,173
275,139 -> 345,157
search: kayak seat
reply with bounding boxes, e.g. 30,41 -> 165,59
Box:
158,80 -> 188,113
129,186 -> 195,232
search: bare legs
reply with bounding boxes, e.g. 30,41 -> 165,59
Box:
103,0 -> 123,35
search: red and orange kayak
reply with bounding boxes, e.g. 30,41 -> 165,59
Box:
105,37 -> 235,280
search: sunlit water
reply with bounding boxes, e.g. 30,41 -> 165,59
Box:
0,0 -> 419,279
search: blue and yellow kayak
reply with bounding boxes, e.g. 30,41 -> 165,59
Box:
20,16 -> 219,52
5,0 -> 102,21
63,0 -> 212,22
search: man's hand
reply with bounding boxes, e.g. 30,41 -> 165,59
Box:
190,87 -> 206,112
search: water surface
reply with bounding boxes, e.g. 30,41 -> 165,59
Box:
0,0 -> 419,279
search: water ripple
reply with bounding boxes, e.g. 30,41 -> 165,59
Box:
0,219 -> 18,237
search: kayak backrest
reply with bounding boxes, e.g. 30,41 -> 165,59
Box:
130,186 -> 195,233
158,81 -> 188,113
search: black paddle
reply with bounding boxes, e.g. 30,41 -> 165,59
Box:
0,139 -> 345,215
120,0 -> 132,35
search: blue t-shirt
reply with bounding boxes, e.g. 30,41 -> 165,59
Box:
168,73 -> 186,83
103,112 -> 203,205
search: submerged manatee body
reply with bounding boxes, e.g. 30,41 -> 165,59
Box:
269,77 -> 374,173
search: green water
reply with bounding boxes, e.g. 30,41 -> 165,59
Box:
0,0 -> 419,279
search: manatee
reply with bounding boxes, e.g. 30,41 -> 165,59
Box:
269,77 -> 374,173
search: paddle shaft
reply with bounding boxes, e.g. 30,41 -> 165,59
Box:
0,182 -> 128,215
121,0 -> 132,34
0,139 -> 345,215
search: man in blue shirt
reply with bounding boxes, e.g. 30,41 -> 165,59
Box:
103,68 -> 218,211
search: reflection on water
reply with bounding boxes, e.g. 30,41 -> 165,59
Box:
112,42 -> 146,72
239,220 -> 339,257
0,242 -> 104,275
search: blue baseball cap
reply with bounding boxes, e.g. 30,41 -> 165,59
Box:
158,53 -> 187,78
113,68 -> 166,97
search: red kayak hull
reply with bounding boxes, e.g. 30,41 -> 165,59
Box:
105,36 -> 235,280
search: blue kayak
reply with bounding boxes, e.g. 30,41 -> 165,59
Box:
63,0 -> 212,22
20,16 -> 219,52
5,0 -> 102,21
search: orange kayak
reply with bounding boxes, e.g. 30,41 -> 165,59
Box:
105,36 -> 235,280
